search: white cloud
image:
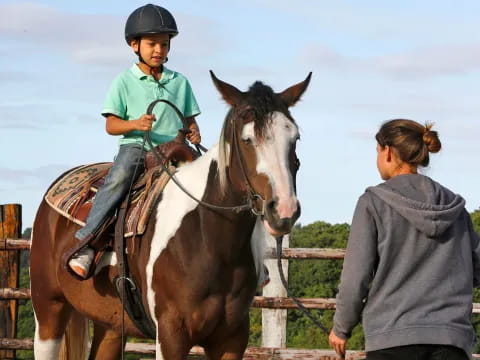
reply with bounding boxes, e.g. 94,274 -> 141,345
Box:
0,164 -> 71,184
301,42 -> 480,79
0,2 -> 226,67
372,44 -> 480,79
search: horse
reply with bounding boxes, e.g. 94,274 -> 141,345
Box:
30,71 -> 311,360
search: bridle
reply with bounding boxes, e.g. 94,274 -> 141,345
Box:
116,100 -> 327,360
144,99 -> 268,216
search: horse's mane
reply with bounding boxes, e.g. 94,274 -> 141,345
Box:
217,81 -> 292,193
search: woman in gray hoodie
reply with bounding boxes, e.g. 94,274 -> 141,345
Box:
329,119 -> 480,360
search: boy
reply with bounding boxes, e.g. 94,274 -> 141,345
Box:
69,4 -> 201,279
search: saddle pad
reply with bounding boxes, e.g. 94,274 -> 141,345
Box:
45,163 -> 112,226
45,162 -> 175,237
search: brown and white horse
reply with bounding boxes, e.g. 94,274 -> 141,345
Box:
30,71 -> 311,360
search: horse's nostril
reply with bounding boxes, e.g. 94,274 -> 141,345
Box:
267,200 -> 277,211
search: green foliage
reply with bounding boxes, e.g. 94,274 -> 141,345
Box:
248,308 -> 262,346
13,212 -> 480,355
286,221 -> 352,348
472,209 -> 480,234
16,259 -> 34,359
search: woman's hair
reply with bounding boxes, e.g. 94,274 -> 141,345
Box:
375,119 -> 441,167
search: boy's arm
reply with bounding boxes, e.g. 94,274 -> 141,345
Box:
105,114 -> 154,135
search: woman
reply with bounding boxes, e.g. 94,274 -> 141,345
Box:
329,119 -> 480,360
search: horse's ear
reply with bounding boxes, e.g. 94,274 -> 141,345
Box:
278,72 -> 312,107
210,70 -> 244,106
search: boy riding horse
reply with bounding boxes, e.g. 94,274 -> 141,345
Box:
69,4 -> 202,279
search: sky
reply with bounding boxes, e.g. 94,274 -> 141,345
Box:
0,0 -> 479,230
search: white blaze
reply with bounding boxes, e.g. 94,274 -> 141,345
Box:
242,112 -> 298,219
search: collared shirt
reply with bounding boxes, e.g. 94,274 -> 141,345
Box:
102,64 -> 201,148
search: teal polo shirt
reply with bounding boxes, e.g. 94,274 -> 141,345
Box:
101,64 -> 201,149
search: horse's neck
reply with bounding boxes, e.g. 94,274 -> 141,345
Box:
171,143 -> 255,250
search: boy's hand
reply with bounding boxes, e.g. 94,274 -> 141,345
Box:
329,329 -> 346,359
135,114 -> 155,131
187,124 -> 201,144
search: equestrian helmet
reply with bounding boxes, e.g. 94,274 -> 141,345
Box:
125,4 -> 178,44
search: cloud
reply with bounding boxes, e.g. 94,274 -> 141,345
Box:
0,70 -> 33,83
0,2 -> 226,67
0,164 -> 71,184
302,42 -> 480,79
0,99 -> 102,129
372,44 -> 480,79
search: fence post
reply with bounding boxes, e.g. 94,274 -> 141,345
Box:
262,234 -> 289,347
0,204 -> 21,360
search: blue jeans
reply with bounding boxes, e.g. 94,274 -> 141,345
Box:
75,144 -> 145,241
367,344 -> 468,360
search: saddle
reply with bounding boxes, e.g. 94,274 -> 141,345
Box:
46,132 -> 196,232
46,132 -> 198,273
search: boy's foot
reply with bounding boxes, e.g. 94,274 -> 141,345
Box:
68,247 -> 94,279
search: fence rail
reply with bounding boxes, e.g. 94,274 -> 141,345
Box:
0,338 -> 369,359
1,200 -> 480,359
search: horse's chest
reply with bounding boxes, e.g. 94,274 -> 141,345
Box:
187,292 -> 249,336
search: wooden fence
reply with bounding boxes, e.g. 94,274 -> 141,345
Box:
1,203 -> 480,359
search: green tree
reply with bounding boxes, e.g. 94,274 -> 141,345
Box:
286,221 -> 366,350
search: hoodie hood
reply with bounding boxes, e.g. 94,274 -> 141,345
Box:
367,174 -> 465,237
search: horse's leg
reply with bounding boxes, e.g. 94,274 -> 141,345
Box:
31,203 -> 76,359
33,298 -> 73,359
203,319 -> 249,360
89,323 -> 124,360
155,318 -> 191,360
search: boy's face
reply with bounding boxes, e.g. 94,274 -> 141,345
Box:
131,33 -> 170,68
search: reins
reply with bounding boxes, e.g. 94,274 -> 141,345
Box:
116,99 -> 327,360
275,235 -> 330,335
143,99 -> 264,214
145,101 -> 328,335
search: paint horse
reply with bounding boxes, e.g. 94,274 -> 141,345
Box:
30,71 -> 311,360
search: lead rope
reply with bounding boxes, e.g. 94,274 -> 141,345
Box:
275,235 -> 330,335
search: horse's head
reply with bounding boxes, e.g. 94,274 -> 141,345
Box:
211,71 -> 311,236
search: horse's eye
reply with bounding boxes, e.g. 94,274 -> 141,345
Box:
242,138 -> 252,145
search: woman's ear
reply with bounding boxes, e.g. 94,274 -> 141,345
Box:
385,145 -> 392,162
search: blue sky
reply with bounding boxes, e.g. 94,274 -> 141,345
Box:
1,0 -> 479,229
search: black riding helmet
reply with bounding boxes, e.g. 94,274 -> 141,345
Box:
124,4 -> 178,45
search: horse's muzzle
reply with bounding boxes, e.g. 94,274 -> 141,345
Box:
263,199 -> 301,236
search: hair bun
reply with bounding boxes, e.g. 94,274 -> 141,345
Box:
423,122 -> 441,153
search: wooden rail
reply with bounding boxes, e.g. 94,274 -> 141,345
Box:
0,338 -> 367,359
0,239 -> 346,259
2,288 -> 480,313
3,223 -> 480,358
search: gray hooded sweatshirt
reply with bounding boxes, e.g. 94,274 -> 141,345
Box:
333,174 -> 480,356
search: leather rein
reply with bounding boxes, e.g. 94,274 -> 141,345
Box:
115,100 -> 328,360
147,100 -> 329,334
144,99 -> 265,215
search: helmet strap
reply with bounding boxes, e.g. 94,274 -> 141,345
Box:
135,38 -> 167,77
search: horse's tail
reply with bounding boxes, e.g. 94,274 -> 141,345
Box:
59,309 -> 90,360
